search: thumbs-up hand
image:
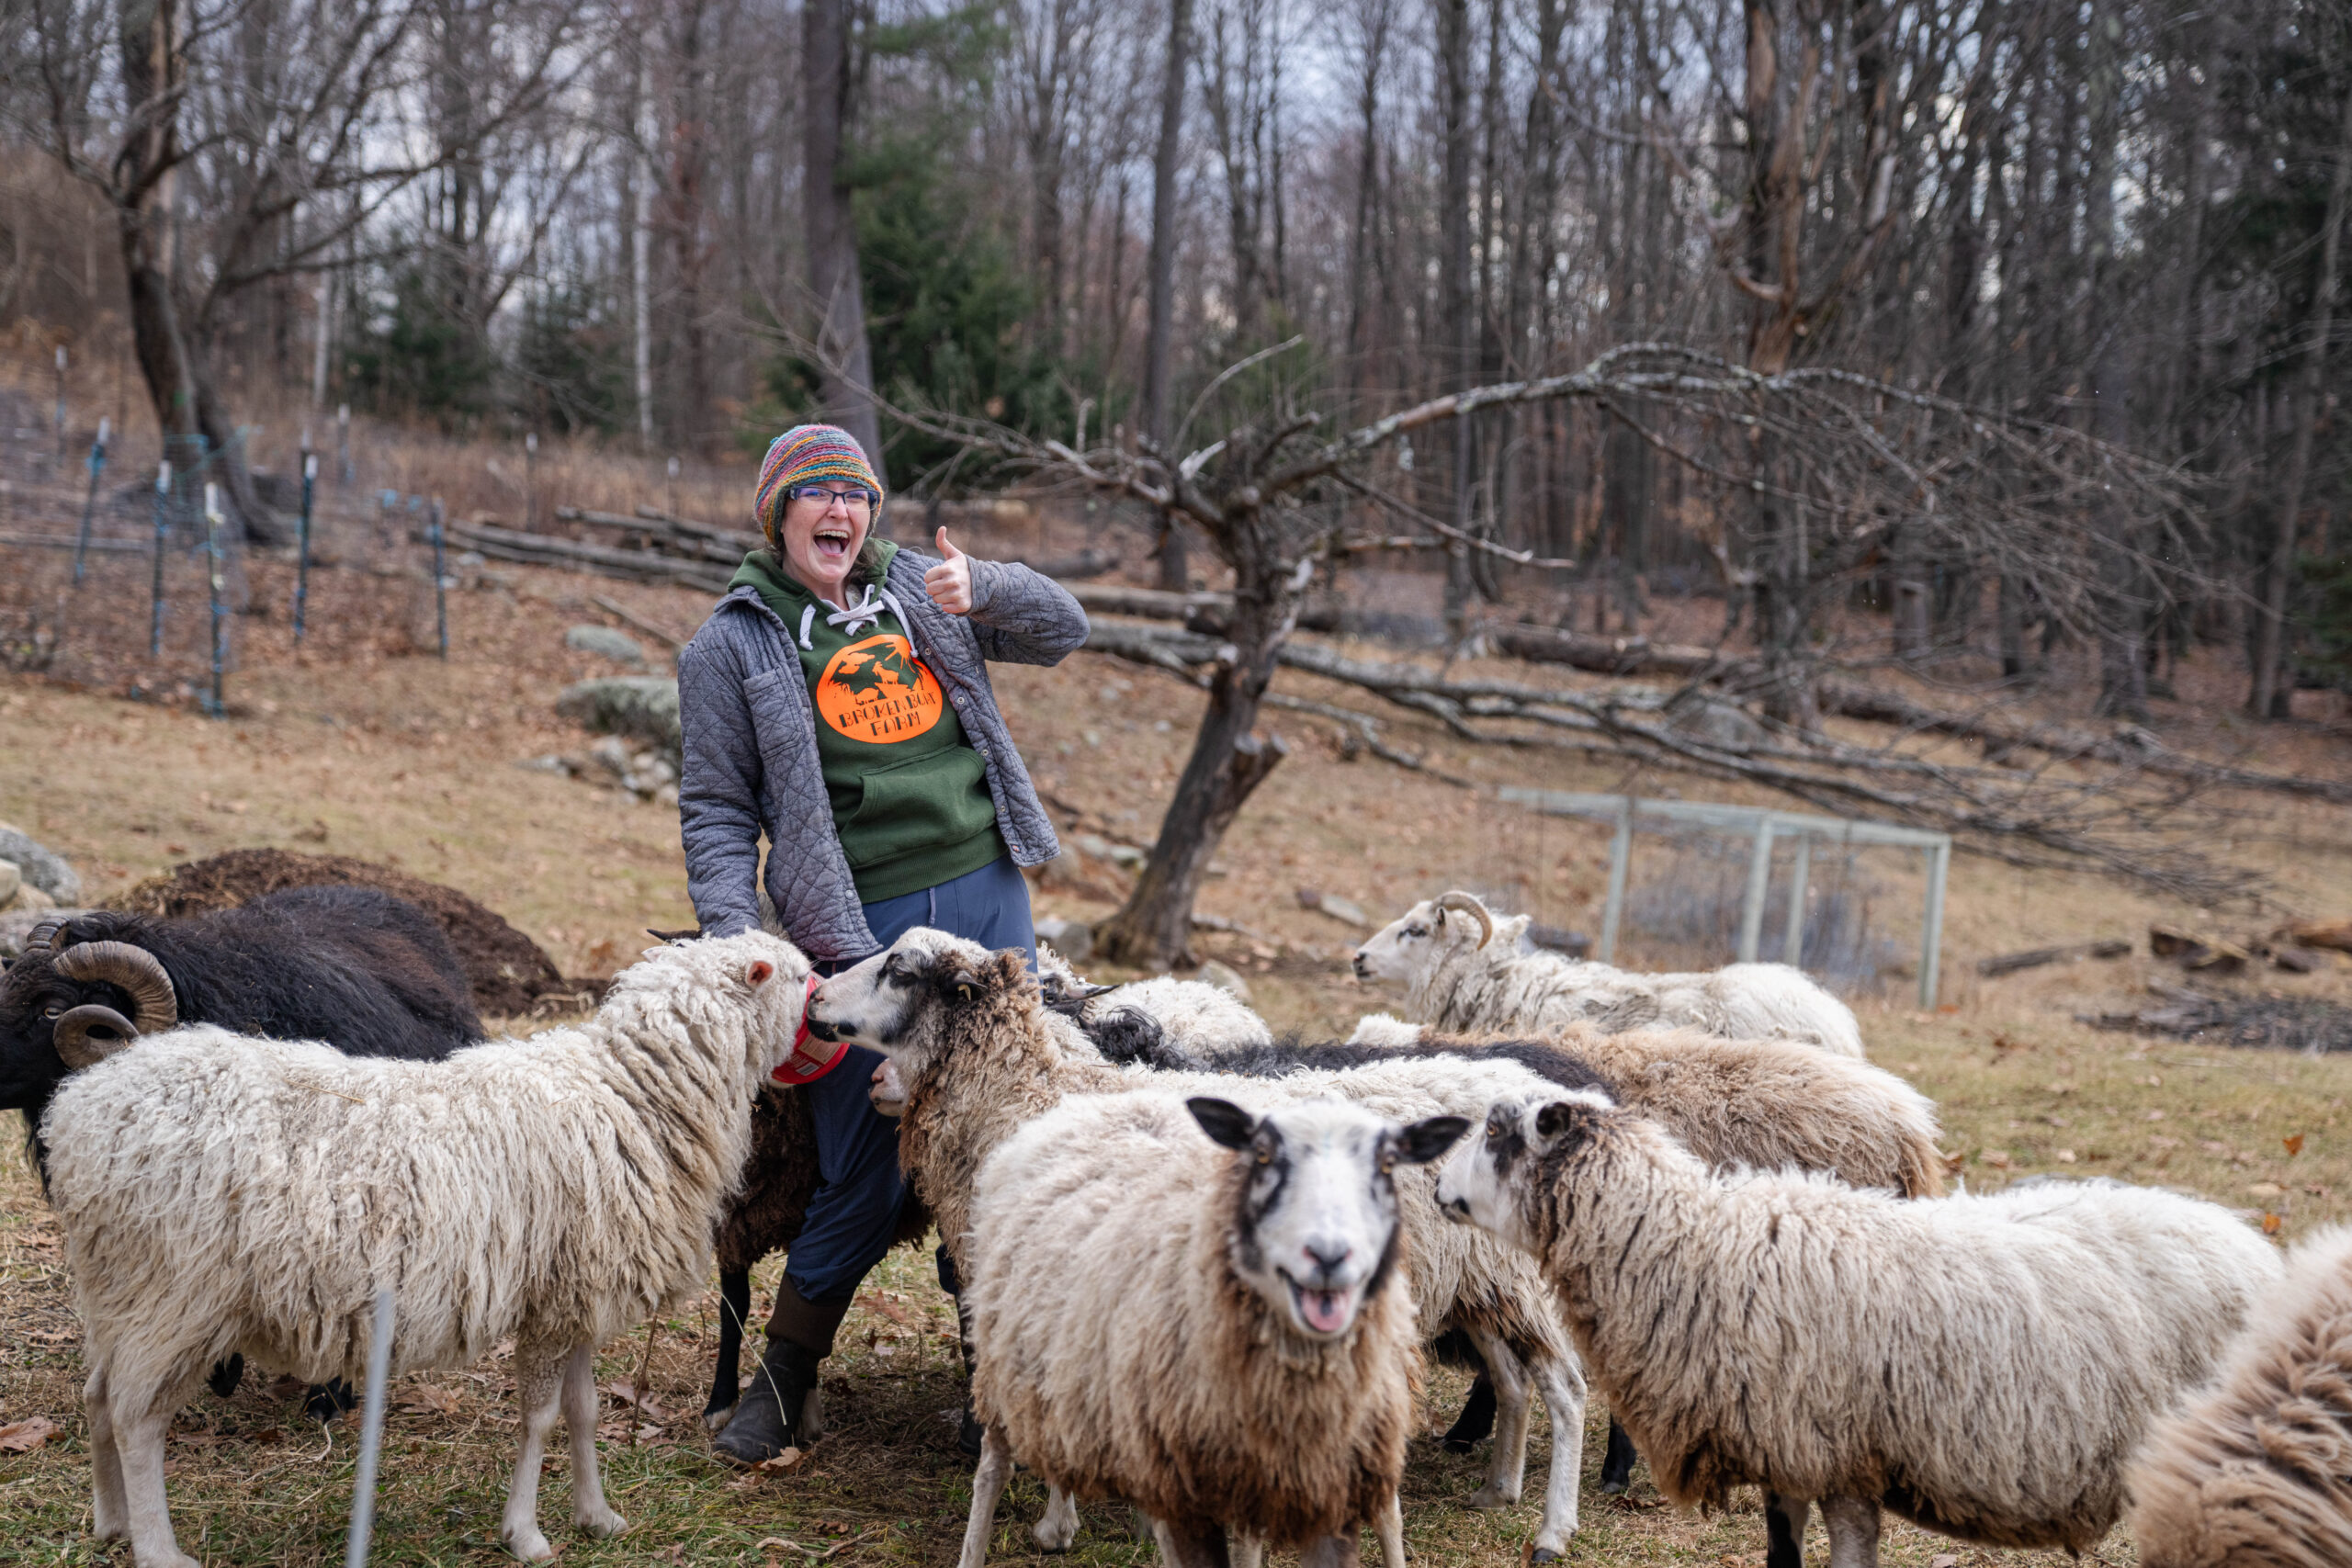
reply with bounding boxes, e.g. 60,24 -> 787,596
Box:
924,525 -> 974,615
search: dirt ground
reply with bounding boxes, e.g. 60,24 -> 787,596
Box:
5,529 -> 2352,1566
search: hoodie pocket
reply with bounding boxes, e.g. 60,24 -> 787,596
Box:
841,748 -> 999,869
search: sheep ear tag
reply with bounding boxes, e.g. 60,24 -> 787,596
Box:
773,974 -> 849,1086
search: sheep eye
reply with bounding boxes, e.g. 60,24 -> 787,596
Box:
956,984 -> 974,1002
1379,1156 -> 1396,1173
43,1006 -> 63,1020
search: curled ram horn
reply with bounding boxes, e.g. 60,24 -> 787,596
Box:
51,940 -> 179,1045
1433,892 -> 1495,950
22,916 -> 69,957
52,1004 -> 143,1070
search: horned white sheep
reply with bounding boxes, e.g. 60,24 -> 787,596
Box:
41,931 -> 812,1568
1035,942 -> 1272,1059
1437,1087 -> 2282,1568
2126,1224 -> 2352,1568
1353,891 -> 1865,1057
961,1091 -> 1465,1568
810,930 -> 1595,1560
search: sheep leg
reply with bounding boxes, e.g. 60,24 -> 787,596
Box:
560,1341 -> 627,1538
705,1267 -> 752,1431
1764,1494 -> 1810,1568
1374,1491 -> 1406,1567
1820,1497 -> 1880,1568
955,1424 -> 1014,1568
85,1358 -> 128,1542
1597,1417 -> 1638,1493
1148,1521 -> 1230,1568
114,1379 -> 201,1568
1032,1485 -> 1081,1551
1228,1530 -> 1266,1568
1522,1349 -> 1588,1559
1461,1328 -> 1531,1510
1298,1526 -> 1362,1568
500,1341 -> 566,1562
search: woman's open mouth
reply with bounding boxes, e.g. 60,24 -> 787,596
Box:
1283,1275 -> 1360,1337
812,525 -> 854,561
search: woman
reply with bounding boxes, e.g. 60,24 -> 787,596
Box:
678,423 -> 1086,1463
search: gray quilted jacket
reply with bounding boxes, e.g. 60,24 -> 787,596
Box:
678,547 -> 1087,962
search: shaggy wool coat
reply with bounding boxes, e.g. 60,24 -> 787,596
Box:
1514,1106 -> 2279,1551
2127,1224 -> 2352,1567
967,1091 -> 1418,1546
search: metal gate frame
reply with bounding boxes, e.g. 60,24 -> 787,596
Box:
1498,788 -> 1953,1009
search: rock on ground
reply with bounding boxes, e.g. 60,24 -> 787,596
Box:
556,677 -> 680,764
564,625 -> 648,668
0,823 -> 82,903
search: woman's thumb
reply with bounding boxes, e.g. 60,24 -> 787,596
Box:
935,525 -> 963,558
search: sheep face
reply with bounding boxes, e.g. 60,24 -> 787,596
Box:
0,922 -> 178,1109
805,926 -> 993,1082
1351,892 -> 1497,989
1435,1089 -> 1616,1251
1190,1096 -> 1468,1340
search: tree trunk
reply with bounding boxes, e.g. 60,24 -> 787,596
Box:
1438,0 -> 1475,637
1096,550 -> 1293,969
2250,76 -> 2352,717
804,0 -> 881,462
1145,0 -> 1193,592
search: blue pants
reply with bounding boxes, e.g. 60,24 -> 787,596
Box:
785,854 -> 1035,1303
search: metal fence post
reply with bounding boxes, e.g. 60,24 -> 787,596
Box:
296,450 -> 317,643
202,484 -> 227,716
525,431 -> 538,531
345,1286 -> 396,1568
1781,831 -> 1810,967
52,345 -> 67,457
149,460 -> 171,657
429,497 -> 448,659
1920,840 -> 1951,1009
337,402 -> 353,486
1598,796 -> 1633,964
1736,817 -> 1775,963
73,417 -> 108,586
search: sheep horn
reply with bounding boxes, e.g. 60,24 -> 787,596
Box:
51,941 -> 178,1034
21,916 -> 68,956
1434,893 -> 1494,950
51,1004 -> 141,1070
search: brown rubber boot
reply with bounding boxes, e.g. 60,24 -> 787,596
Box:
712,1280 -> 854,1467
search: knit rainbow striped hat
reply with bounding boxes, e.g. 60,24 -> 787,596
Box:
754,424 -> 884,544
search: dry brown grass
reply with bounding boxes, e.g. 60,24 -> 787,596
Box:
5,535 -> 2352,1566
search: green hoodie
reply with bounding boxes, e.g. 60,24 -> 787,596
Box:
731,546 -> 1005,902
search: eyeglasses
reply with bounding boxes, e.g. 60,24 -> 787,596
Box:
786,483 -> 880,515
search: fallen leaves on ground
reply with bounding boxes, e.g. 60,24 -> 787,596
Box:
0,1415 -> 58,1451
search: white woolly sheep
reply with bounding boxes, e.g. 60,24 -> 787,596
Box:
961,1091 -> 1466,1568
1353,891 -> 1865,1057
2127,1224 -> 2352,1568
1123,1017 -> 1947,1490
1035,942 -> 1273,1060
809,931 -> 1595,1559
1437,1088 -> 2282,1568
41,931 -> 811,1568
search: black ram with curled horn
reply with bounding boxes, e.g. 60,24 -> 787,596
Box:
1,883 -> 486,1420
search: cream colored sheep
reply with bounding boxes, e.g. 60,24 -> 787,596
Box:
1353,892 -> 1865,1056
962,1092 -> 1465,1568
809,931 -> 1593,1559
1437,1088 -> 2282,1568
42,932 -> 810,1568
2127,1224 -> 2352,1568
1035,942 -> 1273,1059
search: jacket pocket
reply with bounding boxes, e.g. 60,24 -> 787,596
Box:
841,748 -> 999,870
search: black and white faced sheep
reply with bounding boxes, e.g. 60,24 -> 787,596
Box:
810,929 -> 1596,1560
960,1092 -> 1464,1568
1436,1089 -> 2283,1568
1351,891 -> 1865,1057
40,931 -> 811,1568
2126,1224 -> 2352,1568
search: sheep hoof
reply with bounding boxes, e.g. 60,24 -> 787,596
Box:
1464,1486 -> 1519,1512
576,1505 -> 628,1538
1441,1437 -> 1477,1456
1598,1479 -> 1630,1496
502,1527 -> 555,1562
1529,1551 -> 1561,1564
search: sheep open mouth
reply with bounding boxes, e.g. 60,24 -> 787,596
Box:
1284,1277 -> 1358,1336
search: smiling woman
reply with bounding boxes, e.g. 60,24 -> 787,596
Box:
675,423 -> 1088,1466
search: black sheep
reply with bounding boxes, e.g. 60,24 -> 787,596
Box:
0,883 -> 483,1418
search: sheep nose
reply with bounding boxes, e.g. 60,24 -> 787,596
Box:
1303,1239 -> 1351,1280
1349,953 -> 1370,979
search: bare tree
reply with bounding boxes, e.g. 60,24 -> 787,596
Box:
804,0 -> 879,459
